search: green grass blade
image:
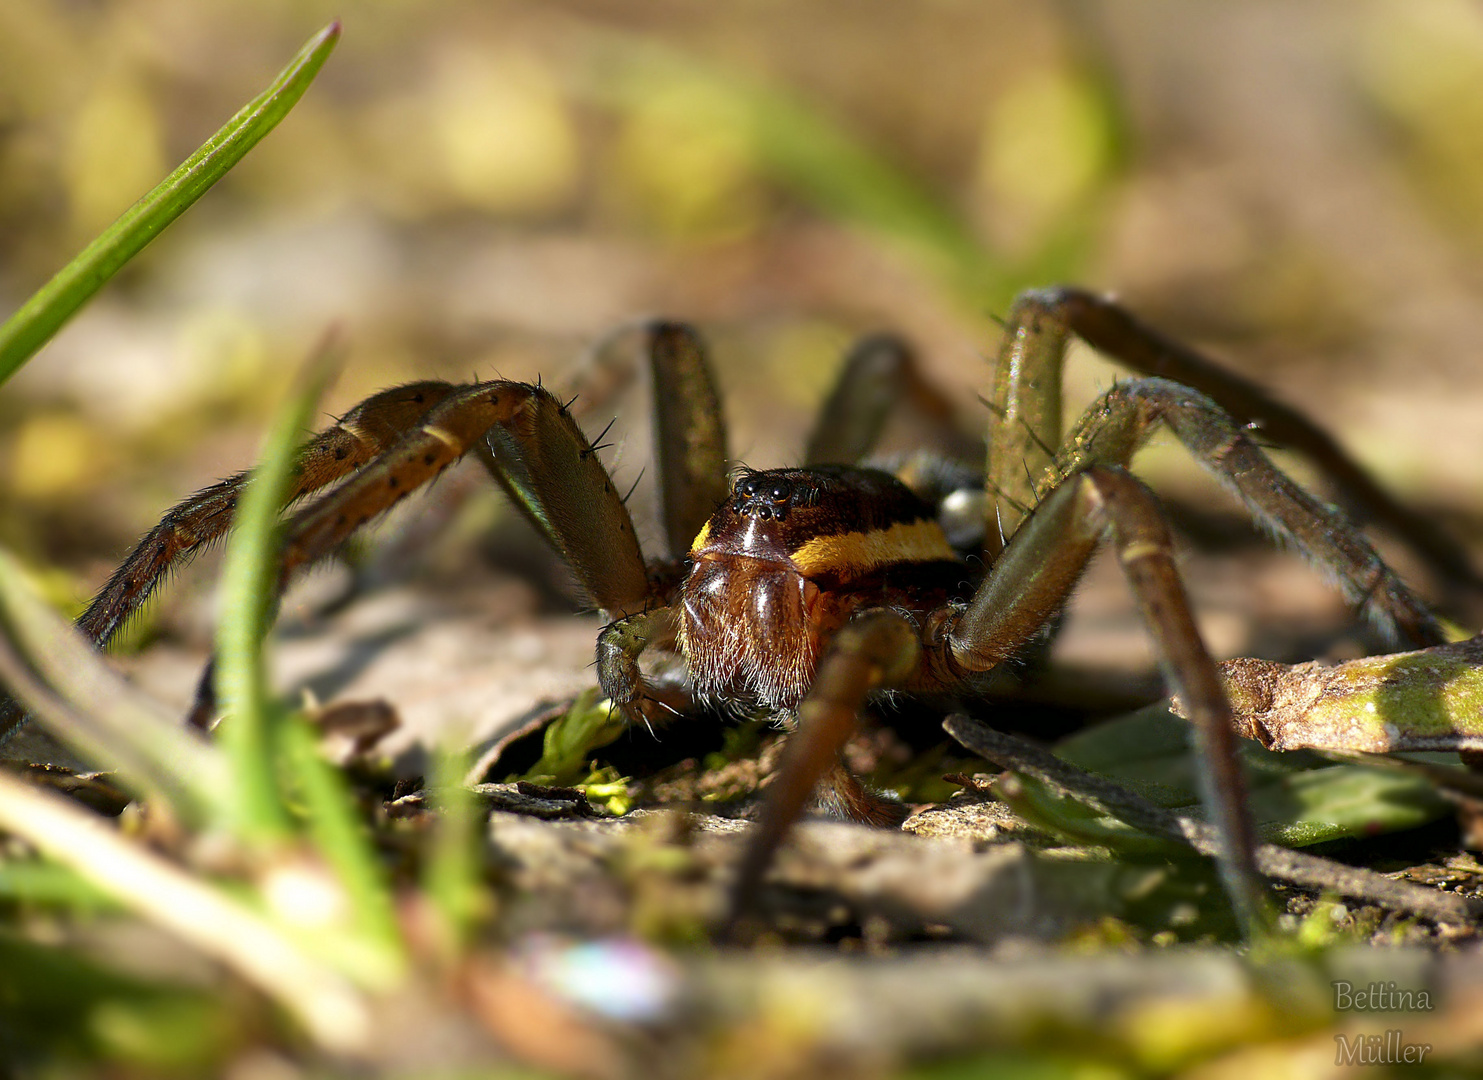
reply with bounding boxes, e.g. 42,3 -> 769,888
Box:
278,716 -> 406,985
214,340 -> 340,843
0,21 -> 341,387
423,746 -> 486,958
0,547 -> 228,824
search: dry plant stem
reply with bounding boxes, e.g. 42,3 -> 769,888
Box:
0,770 -> 371,1053
943,714 -> 1483,926
1212,640 -> 1483,753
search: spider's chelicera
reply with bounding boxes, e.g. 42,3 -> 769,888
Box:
2,286 -> 1468,935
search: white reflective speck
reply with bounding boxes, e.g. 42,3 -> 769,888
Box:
517,934 -> 678,1023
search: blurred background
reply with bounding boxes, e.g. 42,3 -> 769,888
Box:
3,1 -> 1483,721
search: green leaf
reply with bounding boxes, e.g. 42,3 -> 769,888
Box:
515,689 -> 627,787
0,22 -> 341,386
1053,703 -> 1452,848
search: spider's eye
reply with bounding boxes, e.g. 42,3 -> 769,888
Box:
768,480 -> 792,503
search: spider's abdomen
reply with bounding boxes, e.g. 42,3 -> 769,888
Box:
677,466 -> 962,710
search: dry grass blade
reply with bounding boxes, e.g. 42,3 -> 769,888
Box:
0,769 -> 371,1053
0,549 -> 226,822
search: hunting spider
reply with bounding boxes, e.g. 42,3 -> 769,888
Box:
0,287 -> 1464,934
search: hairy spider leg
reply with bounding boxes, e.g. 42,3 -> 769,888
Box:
986,287 -> 1480,593
592,322 -> 732,725
726,609 -> 921,924
804,334 -> 959,468
952,364 -> 1448,935
1049,378 -> 1446,649
648,322 -> 730,560
81,381 -> 464,652
183,321 -> 725,730
0,382 -> 464,742
168,381 -> 663,728
279,382 -> 652,617
947,465 -> 1267,937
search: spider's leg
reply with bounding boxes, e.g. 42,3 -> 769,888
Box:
987,286 -> 1480,593
804,334 -> 958,466
567,324 -> 727,726
944,465 -> 1270,939
175,382 -> 657,729
73,381 -> 463,653
0,382 -> 474,742
727,608 -> 920,930
1054,378 -> 1444,649
285,382 -> 651,618
646,322 -> 730,559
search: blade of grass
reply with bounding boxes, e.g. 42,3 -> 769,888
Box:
0,22 -> 341,386
278,716 -> 406,985
0,548 -> 227,823
214,337 -> 341,843
0,768 -> 371,1053
0,860 -> 120,912
424,745 -> 486,959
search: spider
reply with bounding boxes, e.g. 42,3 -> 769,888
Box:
0,286 -> 1464,936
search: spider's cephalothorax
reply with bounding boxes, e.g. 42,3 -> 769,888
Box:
678,465 -> 963,710
6,289 -> 1472,938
